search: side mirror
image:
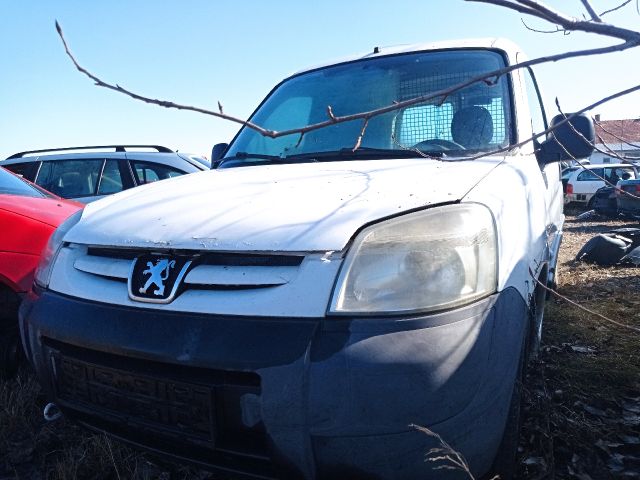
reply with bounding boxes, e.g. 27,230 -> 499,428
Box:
211,143 -> 229,168
537,113 -> 595,164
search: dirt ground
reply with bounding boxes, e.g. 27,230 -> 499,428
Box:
517,211 -> 640,479
1,212 -> 639,479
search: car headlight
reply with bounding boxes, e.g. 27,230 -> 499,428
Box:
34,210 -> 83,288
329,203 -> 497,315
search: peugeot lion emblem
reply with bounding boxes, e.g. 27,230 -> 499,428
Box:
128,254 -> 192,304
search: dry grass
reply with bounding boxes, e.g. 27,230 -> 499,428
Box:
0,371 -> 215,479
1,211 -> 639,479
518,211 -> 640,479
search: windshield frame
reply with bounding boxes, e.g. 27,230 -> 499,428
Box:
222,47 -> 516,167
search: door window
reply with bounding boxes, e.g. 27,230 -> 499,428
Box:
131,161 -> 184,185
577,169 -> 603,181
35,159 -> 103,198
97,159 -> 125,195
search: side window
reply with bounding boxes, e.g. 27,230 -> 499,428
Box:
523,67 -> 547,138
3,162 -> 38,180
131,161 -> 185,185
605,167 -> 636,183
35,159 -> 103,198
577,169 -> 602,181
97,159 -> 125,195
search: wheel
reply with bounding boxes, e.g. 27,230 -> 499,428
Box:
528,279 -> 547,361
0,328 -> 21,379
490,341 -> 525,480
412,138 -> 465,151
0,286 -> 22,379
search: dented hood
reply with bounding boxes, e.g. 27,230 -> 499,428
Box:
66,158 -> 502,252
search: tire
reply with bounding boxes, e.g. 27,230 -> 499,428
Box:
528,273 -> 547,361
0,328 -> 21,379
490,341 -> 526,480
0,286 -> 22,379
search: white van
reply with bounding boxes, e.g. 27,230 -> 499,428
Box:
21,39 -> 593,479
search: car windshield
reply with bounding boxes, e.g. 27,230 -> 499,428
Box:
0,167 -> 48,198
223,49 -> 512,167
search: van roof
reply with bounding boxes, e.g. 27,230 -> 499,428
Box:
293,38 -> 521,76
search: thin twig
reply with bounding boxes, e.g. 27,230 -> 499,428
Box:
54,21 -> 270,136
600,0 -> 633,18
459,82 -> 640,163
353,118 -> 369,151
594,117 -> 640,150
56,1 -> 640,144
411,424 -> 477,479
103,435 -> 122,480
521,18 -> 566,34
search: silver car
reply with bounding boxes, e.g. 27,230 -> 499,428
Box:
2,145 -> 209,203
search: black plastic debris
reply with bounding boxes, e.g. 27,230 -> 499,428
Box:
575,228 -> 640,266
592,186 -> 618,218
575,234 -> 632,266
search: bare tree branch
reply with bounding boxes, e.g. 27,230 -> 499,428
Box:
56,0 -> 640,144
353,118 -> 370,151
54,21 -> 272,136
458,82 -> 640,162
594,117 -> 640,151
467,0 -> 640,42
580,0 -> 602,22
521,18 -> 567,34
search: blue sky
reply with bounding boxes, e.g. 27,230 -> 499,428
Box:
1,0 -> 639,159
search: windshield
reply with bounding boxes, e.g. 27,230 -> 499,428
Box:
224,49 -> 512,167
0,166 -> 48,198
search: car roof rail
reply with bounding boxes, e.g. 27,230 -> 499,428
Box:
5,145 -> 174,159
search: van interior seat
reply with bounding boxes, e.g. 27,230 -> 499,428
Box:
451,106 -> 494,148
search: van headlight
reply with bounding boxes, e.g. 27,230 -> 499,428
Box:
329,203 -> 497,315
34,210 -> 83,288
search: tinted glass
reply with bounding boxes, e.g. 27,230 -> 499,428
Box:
36,159 -> 103,198
605,167 -> 636,182
0,167 -> 46,198
131,161 -> 184,185
98,159 -> 125,195
226,49 -> 512,164
577,169 -> 603,181
3,162 -> 37,180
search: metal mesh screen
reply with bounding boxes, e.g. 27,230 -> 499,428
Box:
396,72 -> 506,146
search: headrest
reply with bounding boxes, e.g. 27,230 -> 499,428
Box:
451,106 -> 494,148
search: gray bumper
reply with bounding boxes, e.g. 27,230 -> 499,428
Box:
20,287 -> 528,479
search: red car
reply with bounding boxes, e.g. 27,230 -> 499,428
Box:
0,167 -> 81,377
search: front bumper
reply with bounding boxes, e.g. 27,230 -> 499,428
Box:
20,287 -> 528,479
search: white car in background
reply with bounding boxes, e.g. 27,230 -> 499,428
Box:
564,163 -> 638,207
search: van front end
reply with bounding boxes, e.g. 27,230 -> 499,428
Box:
21,279 -> 527,479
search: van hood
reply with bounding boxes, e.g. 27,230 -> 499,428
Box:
67,158 -> 502,252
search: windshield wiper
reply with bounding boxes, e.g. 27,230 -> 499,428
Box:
217,152 -> 302,169
284,147 -> 443,162
218,148 -> 444,168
